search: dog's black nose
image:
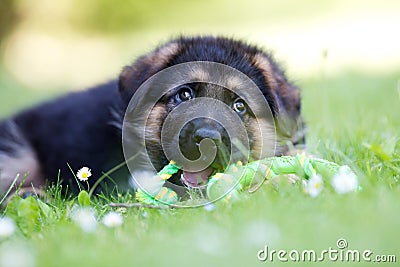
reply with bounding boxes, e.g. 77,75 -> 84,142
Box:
194,128 -> 222,145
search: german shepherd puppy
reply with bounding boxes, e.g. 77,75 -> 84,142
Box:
0,36 -> 304,195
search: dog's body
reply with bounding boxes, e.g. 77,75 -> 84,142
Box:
0,36 -> 304,194
0,81 -> 126,192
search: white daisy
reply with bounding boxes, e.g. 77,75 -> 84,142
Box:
77,167 -> 92,181
70,206 -> 98,233
332,166 -> 358,194
0,217 -> 16,238
102,212 -> 123,228
307,174 -> 323,198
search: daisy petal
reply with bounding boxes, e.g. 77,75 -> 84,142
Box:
102,212 -> 123,228
307,174 -> 323,198
77,167 -> 92,181
332,166 -> 358,194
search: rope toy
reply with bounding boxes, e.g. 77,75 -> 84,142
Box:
135,154 -> 357,205
135,161 -> 180,205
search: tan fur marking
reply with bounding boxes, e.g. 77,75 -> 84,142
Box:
143,42 -> 180,70
119,65 -> 134,87
188,68 -> 210,81
120,42 -> 180,91
253,53 -> 300,115
142,103 -> 169,170
252,53 -> 279,90
145,103 -> 168,143
252,53 -> 302,150
225,76 -> 245,92
244,117 -> 278,159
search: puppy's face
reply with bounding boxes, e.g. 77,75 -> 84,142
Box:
169,83 -> 232,163
153,82 -> 260,187
119,37 -> 304,187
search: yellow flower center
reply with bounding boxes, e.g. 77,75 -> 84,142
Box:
82,173 -> 88,178
314,182 -> 321,189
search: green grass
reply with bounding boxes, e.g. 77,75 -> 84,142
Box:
1,70 -> 399,267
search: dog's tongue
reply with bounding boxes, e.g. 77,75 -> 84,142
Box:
182,167 -> 214,187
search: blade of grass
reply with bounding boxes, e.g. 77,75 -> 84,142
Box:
0,174 -> 20,206
67,163 -> 82,191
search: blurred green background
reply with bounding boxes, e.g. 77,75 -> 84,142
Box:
0,0 -> 399,119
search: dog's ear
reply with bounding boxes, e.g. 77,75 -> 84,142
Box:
118,42 -> 180,104
252,53 -> 305,151
252,53 -> 301,116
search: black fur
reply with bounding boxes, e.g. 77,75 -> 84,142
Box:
5,81 -> 126,191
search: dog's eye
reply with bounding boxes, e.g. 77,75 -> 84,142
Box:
233,99 -> 246,114
175,86 -> 193,102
